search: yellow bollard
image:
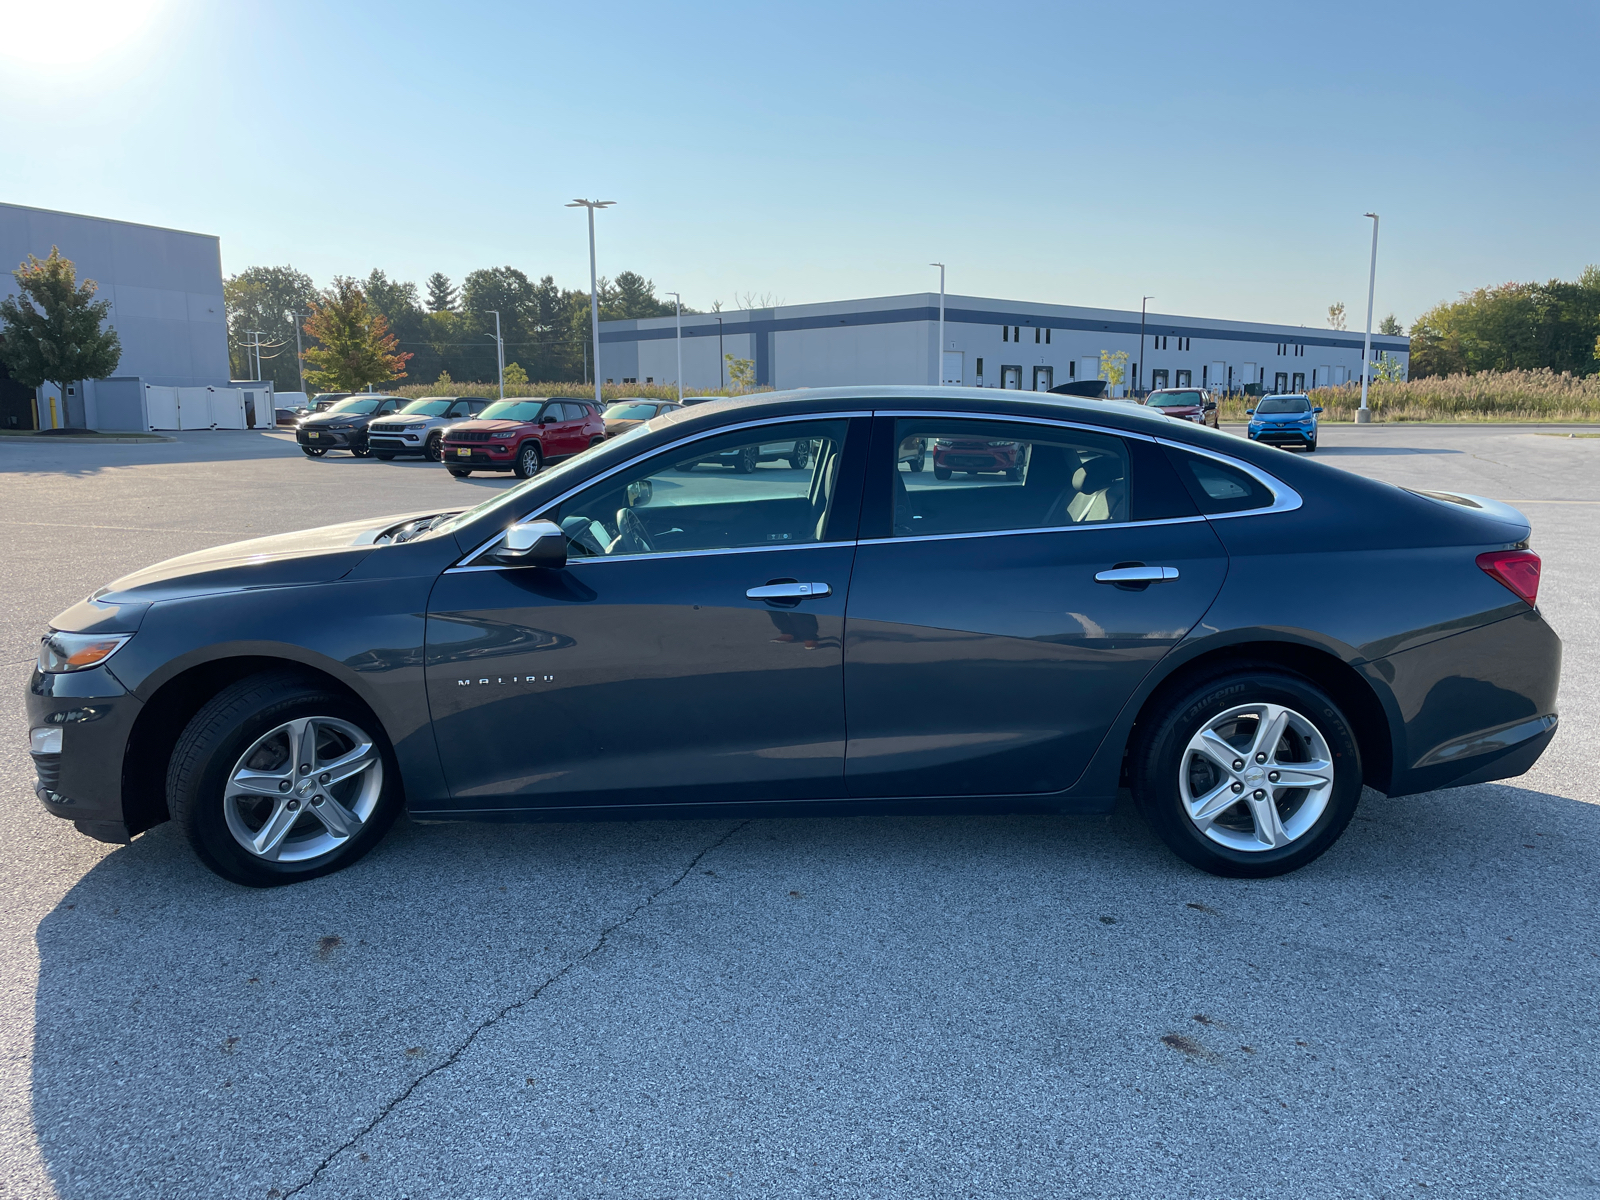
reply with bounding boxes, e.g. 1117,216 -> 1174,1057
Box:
49,395 -> 59,428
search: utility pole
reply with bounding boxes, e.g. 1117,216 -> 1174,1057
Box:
1138,298 -> 1153,398
566,199 -> 615,410
1358,213 -> 1380,424
293,312 -> 306,394
666,291 -> 683,402
930,263 -> 946,385
486,311 -> 505,398
716,317 -> 724,389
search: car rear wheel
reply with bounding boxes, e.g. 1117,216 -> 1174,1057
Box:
906,452 -> 924,473
301,446 -> 326,458
1129,668 -> 1362,878
513,442 -> 543,479
448,467 -> 472,478
425,433 -> 443,462
350,446 -> 370,458
167,673 -> 402,887
732,446 -> 759,474
1005,467 -> 1021,481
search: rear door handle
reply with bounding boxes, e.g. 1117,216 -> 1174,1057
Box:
1094,566 -> 1180,583
746,582 -> 832,600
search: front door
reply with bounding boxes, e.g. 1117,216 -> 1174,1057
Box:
844,416 -> 1227,798
425,416 -> 865,810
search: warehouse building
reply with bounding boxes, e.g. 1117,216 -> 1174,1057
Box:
598,292 -> 1410,396
0,201 -> 232,429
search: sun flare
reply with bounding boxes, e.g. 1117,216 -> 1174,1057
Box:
1,0 -> 170,66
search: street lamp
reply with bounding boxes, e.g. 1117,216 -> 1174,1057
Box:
1358,213 -> 1380,424
567,199 -> 615,409
715,316 -> 724,390
1138,297 -> 1153,398
666,291 -> 683,403
293,313 -> 307,393
485,310 -> 505,399
930,263 -> 945,386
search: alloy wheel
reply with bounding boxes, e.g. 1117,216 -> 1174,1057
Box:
1177,702 -> 1335,852
426,433 -> 442,462
223,716 -> 384,862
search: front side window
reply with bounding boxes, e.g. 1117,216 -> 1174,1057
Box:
891,419 -> 1129,537
554,420 -> 851,559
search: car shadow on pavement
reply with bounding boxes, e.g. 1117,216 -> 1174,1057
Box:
29,781 -> 1600,1198
1310,446 -> 1464,456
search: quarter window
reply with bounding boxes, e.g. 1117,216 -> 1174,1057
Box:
890,419 -> 1129,537
1165,448 -> 1274,514
555,420 -> 851,558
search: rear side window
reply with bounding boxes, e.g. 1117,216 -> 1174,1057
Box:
566,402 -> 592,421
1165,448 -> 1275,514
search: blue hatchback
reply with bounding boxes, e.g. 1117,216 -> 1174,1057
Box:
1247,393 -> 1322,451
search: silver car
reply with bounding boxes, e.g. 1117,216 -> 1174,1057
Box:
367,396 -> 494,461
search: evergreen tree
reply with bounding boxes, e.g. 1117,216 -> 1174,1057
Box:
426,272 -> 457,313
0,247 -> 122,416
301,277 -> 412,391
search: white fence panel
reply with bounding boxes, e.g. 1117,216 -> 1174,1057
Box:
145,386 -> 180,430
207,388 -> 248,429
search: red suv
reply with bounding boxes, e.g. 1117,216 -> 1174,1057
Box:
932,437 -> 1024,480
440,397 -> 605,478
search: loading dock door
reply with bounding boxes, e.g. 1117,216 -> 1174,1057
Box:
1001,365 -> 1022,389
942,351 -> 964,386
1032,365 -> 1053,391
1211,361 -> 1226,392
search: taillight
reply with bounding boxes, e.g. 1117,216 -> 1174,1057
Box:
1476,549 -> 1541,607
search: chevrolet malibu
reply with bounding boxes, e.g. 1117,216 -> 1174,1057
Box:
28,387 -> 1559,887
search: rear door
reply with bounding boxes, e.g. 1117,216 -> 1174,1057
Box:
425,415 -> 867,810
842,414 -> 1228,798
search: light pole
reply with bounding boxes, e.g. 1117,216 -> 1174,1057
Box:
715,317 -> 724,390
1358,212 -> 1380,424
293,313 -> 306,393
567,199 -> 615,409
1138,297 -> 1153,398
666,291 -> 683,402
929,263 -> 946,386
486,310 -> 505,399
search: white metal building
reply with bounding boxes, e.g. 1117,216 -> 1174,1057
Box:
0,201 -> 232,429
599,293 -> 1410,396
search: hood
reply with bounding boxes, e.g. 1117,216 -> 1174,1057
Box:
1152,405 -> 1202,416
301,410 -> 383,428
1254,411 -> 1313,421
49,509 -> 450,633
446,419 -> 528,434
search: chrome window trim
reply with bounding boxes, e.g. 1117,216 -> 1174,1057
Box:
446,540 -> 854,574
857,514 -> 1209,548
1152,437 -> 1302,518
449,411 -> 869,569
876,408 -> 1160,443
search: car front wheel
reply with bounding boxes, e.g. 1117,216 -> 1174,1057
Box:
513,442 -> 543,479
425,433 -> 443,462
1129,667 -> 1362,878
301,446 -> 327,458
167,673 -> 403,887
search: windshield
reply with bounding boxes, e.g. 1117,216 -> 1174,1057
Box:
400,399 -> 451,416
1257,396 -> 1311,414
327,397 -> 382,414
603,402 -> 658,421
1148,391 -> 1203,407
424,422 -> 654,541
478,400 -> 546,422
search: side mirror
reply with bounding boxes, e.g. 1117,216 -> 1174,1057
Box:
626,478 -> 653,507
541,414 -> 557,424
1245,408 -> 1256,415
1203,401 -> 1217,412
1313,406 -> 1324,413
493,519 -> 567,569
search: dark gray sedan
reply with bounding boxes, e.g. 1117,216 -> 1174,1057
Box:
27,387 -> 1559,886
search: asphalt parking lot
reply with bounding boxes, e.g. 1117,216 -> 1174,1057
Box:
1,423 -> 1597,1199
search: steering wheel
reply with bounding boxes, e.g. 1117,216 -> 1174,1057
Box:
615,507 -> 656,555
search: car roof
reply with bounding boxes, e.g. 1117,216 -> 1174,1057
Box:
1260,393 -> 1311,400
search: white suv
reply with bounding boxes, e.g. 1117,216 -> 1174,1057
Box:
367,396 -> 493,461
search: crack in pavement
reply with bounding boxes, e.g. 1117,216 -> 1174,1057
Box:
280,818 -> 750,1198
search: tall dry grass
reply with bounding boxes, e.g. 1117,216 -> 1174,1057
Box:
1215,369 -> 1600,422
392,381 -> 771,403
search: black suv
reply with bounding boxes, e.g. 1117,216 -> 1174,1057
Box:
295,395 -> 404,457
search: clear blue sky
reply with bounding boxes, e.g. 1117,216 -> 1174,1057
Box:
2,0 -> 1595,329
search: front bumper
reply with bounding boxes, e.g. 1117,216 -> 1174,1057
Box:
298,428 -> 366,450
25,664 -> 143,842
443,444 -> 514,467
368,435 -> 427,453
1250,425 -> 1315,446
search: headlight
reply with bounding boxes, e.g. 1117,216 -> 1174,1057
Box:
38,631 -> 132,674
491,431 -> 516,439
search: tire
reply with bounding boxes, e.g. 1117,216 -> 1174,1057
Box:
1005,467 -> 1021,481
167,672 -> 403,887
448,467 -> 472,478
374,452 -> 395,461
513,441 -> 543,479
1129,667 -> 1362,878
907,453 -> 924,473
350,446 -> 370,458
1305,438 -> 1318,453
934,466 -> 951,480
732,446 -> 758,474
301,446 -> 327,458
425,433 -> 443,462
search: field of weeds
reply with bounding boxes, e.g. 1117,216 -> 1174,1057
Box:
1215,369 -> 1600,422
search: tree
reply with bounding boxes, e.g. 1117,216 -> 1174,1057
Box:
1098,349 -> 1129,387
301,277 -> 412,392
426,272 -> 458,313
1327,302 -> 1347,331
503,362 -> 530,391
725,355 -> 755,390
223,264 -> 317,389
606,271 -> 675,319
1378,313 -> 1404,336
1409,267 -> 1600,377
0,247 -> 122,420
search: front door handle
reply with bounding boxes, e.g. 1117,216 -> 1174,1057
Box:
746,582 -> 832,600
1094,566 -> 1180,583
